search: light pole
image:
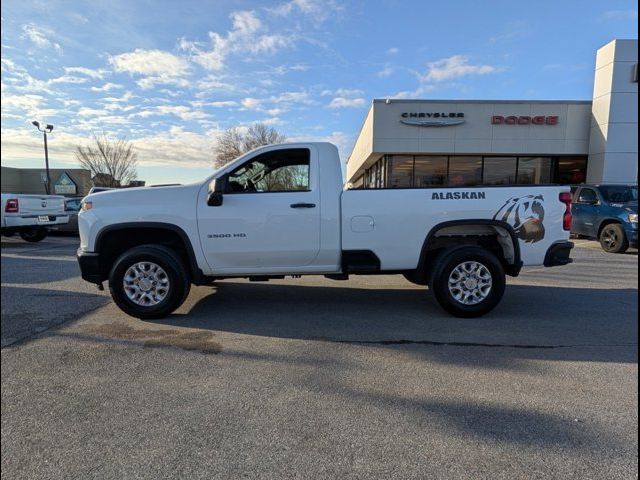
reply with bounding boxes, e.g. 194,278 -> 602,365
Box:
32,121 -> 54,194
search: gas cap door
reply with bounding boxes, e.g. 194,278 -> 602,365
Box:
350,215 -> 375,232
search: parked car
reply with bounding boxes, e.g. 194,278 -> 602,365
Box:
571,184 -> 638,253
55,197 -> 83,234
1,193 -> 69,242
77,142 -> 574,319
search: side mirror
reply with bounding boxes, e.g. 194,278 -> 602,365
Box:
207,176 -> 227,207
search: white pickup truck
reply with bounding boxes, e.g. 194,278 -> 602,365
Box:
1,193 -> 69,242
77,143 -> 574,319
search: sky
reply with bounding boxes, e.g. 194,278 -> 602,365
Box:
1,0 -> 638,185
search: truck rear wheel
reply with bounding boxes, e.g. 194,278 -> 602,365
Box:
19,228 -> 47,242
429,246 -> 505,318
108,244 -> 191,319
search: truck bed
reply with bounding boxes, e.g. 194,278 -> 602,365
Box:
341,186 -> 570,268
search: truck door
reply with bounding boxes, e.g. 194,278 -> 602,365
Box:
572,187 -> 600,236
197,147 -> 321,272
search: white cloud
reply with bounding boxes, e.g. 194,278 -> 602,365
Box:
196,75 -> 237,92
377,65 -> 394,78
64,66 -> 107,79
241,97 -> 262,110
90,82 -> 123,92
386,47 -> 399,55
328,97 -> 366,109
388,85 -> 436,99
48,75 -> 89,85
422,55 -> 499,82
181,10 -> 292,71
269,0 -> 341,21
21,24 -> 63,54
205,100 -> 239,108
78,107 -> 109,117
1,93 -> 45,113
109,49 -> 190,89
322,88 -> 364,97
103,91 -> 134,103
270,91 -> 313,104
323,88 -> 366,109
260,116 -> 284,126
133,105 -> 209,121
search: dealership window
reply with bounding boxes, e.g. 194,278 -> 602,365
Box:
517,157 -> 553,184
556,157 -> 588,184
359,154 -> 587,189
414,156 -> 447,186
483,157 -> 517,185
363,156 -> 387,188
448,156 -> 482,186
387,155 -> 414,188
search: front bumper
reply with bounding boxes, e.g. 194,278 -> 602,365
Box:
77,249 -> 102,284
544,241 -> 574,267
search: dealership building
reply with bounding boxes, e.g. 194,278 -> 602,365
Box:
347,39 -> 638,189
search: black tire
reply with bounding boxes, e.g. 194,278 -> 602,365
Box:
599,224 -> 628,253
19,228 -> 47,242
429,246 -> 506,318
108,244 -> 191,319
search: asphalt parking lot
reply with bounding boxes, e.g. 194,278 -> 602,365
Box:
1,236 -> 638,479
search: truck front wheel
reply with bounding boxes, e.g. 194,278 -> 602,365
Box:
108,244 -> 191,319
599,224 -> 628,253
429,246 -> 505,318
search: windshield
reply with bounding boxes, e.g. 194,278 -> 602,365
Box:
598,185 -> 638,203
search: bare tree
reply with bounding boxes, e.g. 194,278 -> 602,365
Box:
75,134 -> 138,187
214,123 -> 287,169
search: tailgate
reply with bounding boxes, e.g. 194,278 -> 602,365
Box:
16,195 -> 66,216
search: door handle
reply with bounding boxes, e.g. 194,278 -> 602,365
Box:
290,203 -> 316,208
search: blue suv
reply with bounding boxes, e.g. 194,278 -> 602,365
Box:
571,184 -> 638,253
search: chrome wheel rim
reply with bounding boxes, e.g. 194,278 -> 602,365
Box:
448,261 -> 492,305
602,229 -> 618,249
123,262 -> 170,306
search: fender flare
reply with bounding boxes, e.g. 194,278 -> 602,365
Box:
417,219 -> 522,276
94,222 -> 204,282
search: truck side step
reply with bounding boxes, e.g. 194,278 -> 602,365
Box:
248,276 -> 285,282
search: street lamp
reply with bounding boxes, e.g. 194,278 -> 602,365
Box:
32,121 -> 54,194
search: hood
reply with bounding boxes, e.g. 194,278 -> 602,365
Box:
84,183 -> 202,207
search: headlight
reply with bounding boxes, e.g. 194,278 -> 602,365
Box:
629,213 -> 638,223
81,201 -> 93,211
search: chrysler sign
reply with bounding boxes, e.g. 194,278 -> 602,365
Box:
491,115 -> 559,125
401,111 -> 465,127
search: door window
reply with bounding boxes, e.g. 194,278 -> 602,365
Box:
227,148 -> 310,193
577,188 -> 598,204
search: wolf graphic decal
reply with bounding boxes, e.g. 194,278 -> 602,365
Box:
493,194 -> 546,243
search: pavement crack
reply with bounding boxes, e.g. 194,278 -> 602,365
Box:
335,339 -> 639,349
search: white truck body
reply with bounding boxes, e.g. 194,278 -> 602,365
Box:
77,142 -> 574,318
1,193 -> 69,241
